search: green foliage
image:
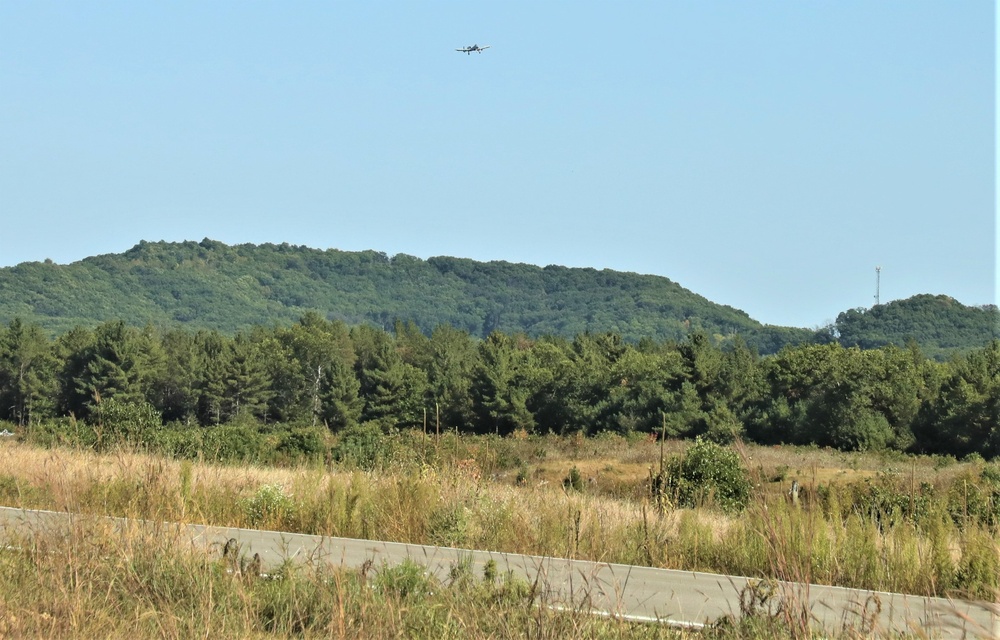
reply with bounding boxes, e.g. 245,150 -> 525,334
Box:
2,291 -> 1000,461
750,343 -> 924,452
0,239 -> 817,350
428,503 -> 470,546
471,332 -> 536,434
373,558 -> 437,600
827,474 -> 936,528
146,425 -> 203,459
0,318 -> 58,425
833,295 -> 998,360
201,422 -> 267,463
332,421 -> 396,470
912,340 -> 1000,459
665,438 -> 752,513
276,426 -> 328,462
241,484 -> 297,528
89,396 -> 162,450
562,465 -> 584,492
946,465 -> 1000,528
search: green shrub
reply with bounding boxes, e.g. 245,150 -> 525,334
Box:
373,559 -> 437,600
202,423 -> 266,463
428,503 -> 469,546
332,422 -> 395,471
277,426 -> 328,462
955,529 -> 1000,599
563,465 -> 584,492
702,404 -> 744,445
947,468 -> 1000,528
665,437 -> 752,513
148,425 -> 204,459
89,397 -> 162,450
241,484 -> 296,529
24,418 -> 94,449
831,409 -> 893,452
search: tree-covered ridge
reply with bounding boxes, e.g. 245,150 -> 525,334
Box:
830,294 -> 999,359
1,239 -> 994,358
0,239 -> 812,352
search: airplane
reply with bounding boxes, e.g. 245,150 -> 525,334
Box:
456,44 -> 490,54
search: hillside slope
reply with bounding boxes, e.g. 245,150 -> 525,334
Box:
0,240 -> 993,356
831,294 -> 998,359
0,239 -> 809,351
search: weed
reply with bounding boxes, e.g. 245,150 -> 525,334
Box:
373,558 -> 437,600
241,484 -> 296,529
482,558 -> 498,583
332,421 -> 395,470
563,465 -> 584,492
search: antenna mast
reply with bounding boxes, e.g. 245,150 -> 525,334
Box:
874,266 -> 881,306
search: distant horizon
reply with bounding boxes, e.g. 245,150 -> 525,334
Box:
3,236 -> 991,331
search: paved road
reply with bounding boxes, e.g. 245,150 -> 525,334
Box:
1,506 -> 997,638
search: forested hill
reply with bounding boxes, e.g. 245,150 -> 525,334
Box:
0,239 -> 994,356
830,294 -> 999,360
0,239 -> 809,351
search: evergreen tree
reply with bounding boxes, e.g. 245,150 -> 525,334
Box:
55,326 -> 97,418
913,341 -> 1000,458
603,345 -> 685,435
352,325 -> 428,427
69,321 -> 165,418
274,312 -> 358,426
153,328 -> 202,424
196,330 -> 231,425
426,324 -> 479,431
0,318 -> 57,425
221,332 -> 273,422
471,331 -> 536,434
318,356 -> 363,430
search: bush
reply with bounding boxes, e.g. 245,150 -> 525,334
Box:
332,422 -> 395,471
563,465 -> 584,492
373,559 -> 437,600
241,484 -> 297,529
89,397 -> 162,450
148,425 -> 204,459
665,437 -> 752,513
831,409 -> 893,452
277,426 -> 329,462
24,418 -> 95,449
202,422 -> 267,463
947,467 -> 1000,528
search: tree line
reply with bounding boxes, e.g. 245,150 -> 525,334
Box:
0,313 -> 997,459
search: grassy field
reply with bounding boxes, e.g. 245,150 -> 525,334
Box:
1,434 -> 998,638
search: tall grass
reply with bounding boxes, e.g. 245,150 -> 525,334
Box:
1,439 -> 998,604
1,517 -> 704,639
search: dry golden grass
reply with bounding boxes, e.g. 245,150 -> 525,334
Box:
1,437 -> 996,601
0,512 -> 696,640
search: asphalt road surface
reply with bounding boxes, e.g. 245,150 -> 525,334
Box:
1,506 -> 997,638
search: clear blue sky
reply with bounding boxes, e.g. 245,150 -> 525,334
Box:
1,2 -> 994,329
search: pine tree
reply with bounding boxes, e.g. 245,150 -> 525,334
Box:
0,318 -> 57,424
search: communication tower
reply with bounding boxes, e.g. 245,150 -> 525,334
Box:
874,266 -> 881,306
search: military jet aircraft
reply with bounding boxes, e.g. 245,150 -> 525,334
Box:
456,44 -> 490,54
